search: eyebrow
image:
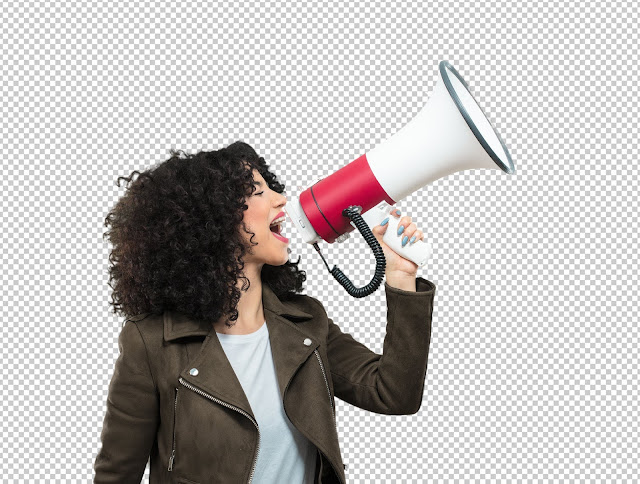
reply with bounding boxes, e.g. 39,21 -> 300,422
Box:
253,181 -> 264,186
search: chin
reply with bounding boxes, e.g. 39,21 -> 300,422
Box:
279,248 -> 292,265
264,258 -> 288,269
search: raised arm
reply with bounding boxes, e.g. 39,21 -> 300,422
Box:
322,277 -> 435,415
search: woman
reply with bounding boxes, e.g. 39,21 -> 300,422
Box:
94,141 -> 436,484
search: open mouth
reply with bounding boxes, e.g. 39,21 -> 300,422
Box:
269,215 -> 285,235
269,215 -> 288,243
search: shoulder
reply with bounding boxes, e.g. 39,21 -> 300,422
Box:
299,293 -> 328,316
122,312 -> 165,347
124,311 -> 163,327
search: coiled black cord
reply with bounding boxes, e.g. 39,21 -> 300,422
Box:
312,205 -> 386,298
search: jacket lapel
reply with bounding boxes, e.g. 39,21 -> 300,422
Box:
165,285 -> 318,421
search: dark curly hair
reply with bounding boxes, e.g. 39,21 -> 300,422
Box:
103,141 -> 307,327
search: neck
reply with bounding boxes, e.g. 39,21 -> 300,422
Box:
214,265 -> 265,335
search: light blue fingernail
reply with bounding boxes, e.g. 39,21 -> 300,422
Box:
402,235 -> 409,247
380,217 -> 389,226
410,235 -> 416,245
397,225 -> 404,236
395,210 -> 401,216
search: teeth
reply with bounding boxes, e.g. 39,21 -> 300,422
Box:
270,216 -> 285,226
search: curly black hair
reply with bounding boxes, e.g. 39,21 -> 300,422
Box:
103,141 -> 307,327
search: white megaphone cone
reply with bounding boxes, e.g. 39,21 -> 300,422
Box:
284,61 -> 516,297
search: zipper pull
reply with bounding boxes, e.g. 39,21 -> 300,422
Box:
168,449 -> 176,471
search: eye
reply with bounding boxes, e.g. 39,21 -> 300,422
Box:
254,191 -> 264,196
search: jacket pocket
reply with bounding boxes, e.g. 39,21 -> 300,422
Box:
168,386 -> 179,471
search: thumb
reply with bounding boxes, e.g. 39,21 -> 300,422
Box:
371,213 -> 391,244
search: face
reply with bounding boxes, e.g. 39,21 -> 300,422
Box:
240,169 -> 290,269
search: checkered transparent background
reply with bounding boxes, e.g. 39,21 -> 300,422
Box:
1,0 -> 638,482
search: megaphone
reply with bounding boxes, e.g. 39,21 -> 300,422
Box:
284,61 -> 516,297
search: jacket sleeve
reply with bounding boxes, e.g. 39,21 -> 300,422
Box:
94,320 -> 160,484
324,276 -> 435,415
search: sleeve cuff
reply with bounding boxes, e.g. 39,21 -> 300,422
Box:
384,276 -> 436,296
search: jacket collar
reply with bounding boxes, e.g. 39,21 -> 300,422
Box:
164,284 -> 318,422
163,283 -> 313,342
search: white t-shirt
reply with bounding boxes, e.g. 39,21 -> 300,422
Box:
216,321 -> 317,483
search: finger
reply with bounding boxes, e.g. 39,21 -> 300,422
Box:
399,222 -> 417,247
395,217 -> 414,238
409,230 -> 423,245
373,214 -> 391,235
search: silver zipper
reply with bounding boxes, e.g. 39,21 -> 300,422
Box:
178,376 -> 260,484
314,349 -> 337,431
168,387 -> 179,471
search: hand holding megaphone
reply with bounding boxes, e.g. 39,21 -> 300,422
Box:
370,207 -> 428,277
356,201 -> 431,270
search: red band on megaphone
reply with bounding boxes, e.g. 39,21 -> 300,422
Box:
299,153 -> 395,243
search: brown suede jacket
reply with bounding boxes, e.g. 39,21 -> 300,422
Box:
94,276 -> 435,483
